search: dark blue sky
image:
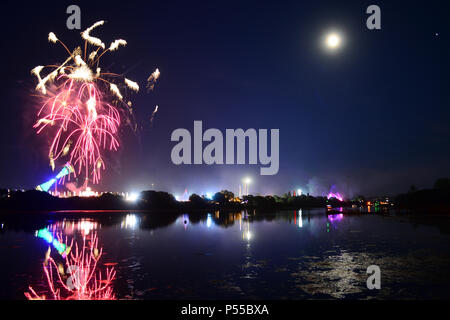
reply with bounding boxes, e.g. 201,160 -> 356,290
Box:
0,0 -> 448,197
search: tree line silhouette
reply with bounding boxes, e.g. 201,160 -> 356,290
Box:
0,177 -> 448,213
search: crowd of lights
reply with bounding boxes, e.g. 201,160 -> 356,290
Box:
46,219 -> 99,236
177,211 -> 258,241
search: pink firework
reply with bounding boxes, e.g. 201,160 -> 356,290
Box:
32,21 -> 159,185
34,78 -> 120,184
25,233 -> 116,300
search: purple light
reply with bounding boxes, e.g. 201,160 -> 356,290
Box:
328,214 -> 344,222
327,192 -> 343,201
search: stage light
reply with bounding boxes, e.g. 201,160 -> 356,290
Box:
126,192 -> 139,202
36,163 -> 74,193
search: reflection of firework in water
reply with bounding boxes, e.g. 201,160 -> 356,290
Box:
25,233 -> 116,300
32,21 -> 159,185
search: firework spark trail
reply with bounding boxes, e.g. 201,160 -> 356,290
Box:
149,105 -> 159,127
32,21 -> 160,186
25,233 -> 116,300
147,68 -> 160,91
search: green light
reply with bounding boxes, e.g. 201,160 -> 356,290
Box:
36,228 -> 67,256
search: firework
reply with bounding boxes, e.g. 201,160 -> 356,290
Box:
32,21 -> 159,186
147,68 -> 160,91
150,105 -> 159,126
25,233 -> 116,300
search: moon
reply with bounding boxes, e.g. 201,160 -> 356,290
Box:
326,33 -> 341,49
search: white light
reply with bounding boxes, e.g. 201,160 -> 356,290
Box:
326,33 -> 341,48
244,177 -> 251,184
79,220 -> 96,236
80,187 -> 96,198
297,189 -> 302,196
298,209 -> 303,228
205,192 -> 213,200
126,192 -> 139,202
122,214 -> 138,229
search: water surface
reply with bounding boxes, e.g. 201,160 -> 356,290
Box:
0,209 -> 449,299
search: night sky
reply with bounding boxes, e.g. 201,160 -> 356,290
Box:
0,0 -> 448,198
